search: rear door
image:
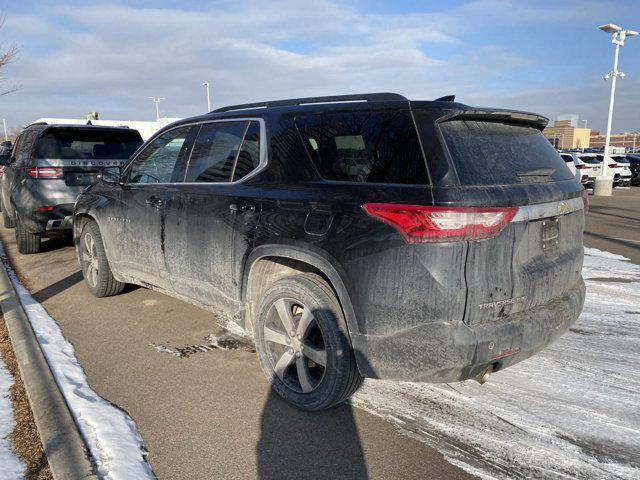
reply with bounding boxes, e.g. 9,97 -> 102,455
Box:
435,117 -> 584,326
163,119 -> 264,315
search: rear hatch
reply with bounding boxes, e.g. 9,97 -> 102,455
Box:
432,114 -> 585,326
33,127 -> 143,187
578,154 -> 602,177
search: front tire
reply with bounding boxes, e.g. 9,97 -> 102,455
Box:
2,199 -> 14,228
14,212 -> 41,254
254,273 -> 363,411
79,221 -> 125,297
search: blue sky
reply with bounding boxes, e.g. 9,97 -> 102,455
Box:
0,0 -> 638,133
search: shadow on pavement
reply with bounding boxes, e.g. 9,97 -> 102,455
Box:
32,270 -> 83,303
256,389 -> 369,480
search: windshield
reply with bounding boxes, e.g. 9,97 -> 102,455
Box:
579,156 -> 600,164
439,120 -> 574,185
36,129 -> 143,160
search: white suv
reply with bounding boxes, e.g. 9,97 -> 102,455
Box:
595,154 -> 632,187
560,152 -> 601,187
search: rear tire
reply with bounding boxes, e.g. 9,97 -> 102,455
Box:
14,212 -> 41,254
2,200 -> 14,228
79,221 -> 125,297
254,273 -> 363,411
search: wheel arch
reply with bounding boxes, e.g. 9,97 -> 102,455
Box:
241,245 -> 360,337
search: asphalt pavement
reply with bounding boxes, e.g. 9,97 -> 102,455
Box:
2,186 -> 637,480
0,230 -> 470,479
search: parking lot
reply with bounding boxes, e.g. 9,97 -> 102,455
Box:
0,223 -> 470,479
0,187 -> 638,479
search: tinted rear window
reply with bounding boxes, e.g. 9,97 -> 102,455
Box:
295,110 -> 428,185
579,155 -> 600,164
440,120 -> 574,185
36,129 -> 143,160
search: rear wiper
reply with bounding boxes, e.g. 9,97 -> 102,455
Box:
517,168 -> 555,178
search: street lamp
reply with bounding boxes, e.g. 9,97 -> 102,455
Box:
148,96 -> 165,121
583,119 -> 588,129
2,119 -> 7,142
594,23 -> 638,196
202,82 -> 211,112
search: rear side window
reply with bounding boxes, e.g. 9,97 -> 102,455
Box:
440,120 -> 574,185
561,154 -> 574,163
184,121 -> 261,183
295,110 -> 428,185
36,129 -> 143,160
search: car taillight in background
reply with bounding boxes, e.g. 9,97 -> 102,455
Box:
575,165 -> 591,170
362,204 -> 518,243
26,167 -> 64,179
0,166 -> 4,174
608,163 -> 621,168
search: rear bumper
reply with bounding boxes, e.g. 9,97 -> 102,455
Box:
21,204 -> 74,234
351,277 -> 585,382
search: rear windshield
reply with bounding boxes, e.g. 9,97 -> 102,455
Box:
295,110 -> 429,185
36,129 -> 143,160
579,155 -> 600,164
440,120 -> 574,185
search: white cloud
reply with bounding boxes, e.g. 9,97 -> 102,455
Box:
0,1 -> 636,132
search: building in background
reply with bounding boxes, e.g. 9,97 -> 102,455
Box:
543,119 -> 591,150
29,115 -> 181,140
589,130 -> 639,152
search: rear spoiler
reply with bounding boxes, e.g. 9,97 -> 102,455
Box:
438,109 -> 549,130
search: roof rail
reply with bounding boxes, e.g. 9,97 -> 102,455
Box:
213,92 -> 408,113
435,95 -> 455,102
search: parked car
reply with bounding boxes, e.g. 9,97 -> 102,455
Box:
1,124 -> 143,253
626,154 -> 640,186
73,93 -> 586,410
595,154 -> 632,187
560,152 -> 601,187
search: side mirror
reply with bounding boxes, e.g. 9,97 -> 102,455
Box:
98,166 -> 122,185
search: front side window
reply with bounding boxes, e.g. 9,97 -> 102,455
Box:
128,126 -> 192,184
295,110 -> 428,184
184,120 -> 261,183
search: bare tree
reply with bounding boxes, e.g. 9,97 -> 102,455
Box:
0,14 -> 18,96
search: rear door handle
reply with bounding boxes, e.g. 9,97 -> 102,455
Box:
229,203 -> 256,213
146,196 -> 164,208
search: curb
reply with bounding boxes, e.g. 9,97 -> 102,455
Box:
0,252 -> 98,479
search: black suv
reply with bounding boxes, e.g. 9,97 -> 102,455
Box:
1,125 -> 142,253
73,93 -> 586,410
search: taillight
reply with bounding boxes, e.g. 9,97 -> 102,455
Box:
362,203 -> 518,243
582,190 -> 589,216
26,167 -> 63,179
0,166 -> 4,174
608,163 -> 620,168
575,164 -> 590,170
35,205 -> 55,213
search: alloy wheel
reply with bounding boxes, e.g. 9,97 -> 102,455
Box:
81,231 -> 99,288
263,298 -> 327,393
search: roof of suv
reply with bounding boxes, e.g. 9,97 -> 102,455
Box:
198,92 -> 549,128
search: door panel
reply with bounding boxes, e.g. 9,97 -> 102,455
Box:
110,125 -> 196,287
163,120 -> 264,320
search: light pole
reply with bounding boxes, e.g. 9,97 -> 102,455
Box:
583,119 -> 588,129
148,97 -> 165,121
594,23 -> 638,196
202,82 -> 211,112
2,119 -> 7,142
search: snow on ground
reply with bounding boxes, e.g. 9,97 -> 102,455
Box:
0,244 -> 154,480
0,357 -> 24,480
353,247 -> 640,480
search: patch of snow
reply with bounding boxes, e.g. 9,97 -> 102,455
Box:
0,357 -> 24,480
0,244 -> 154,480
353,247 -> 640,480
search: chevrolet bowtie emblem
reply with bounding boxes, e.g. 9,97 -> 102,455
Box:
558,201 -> 570,215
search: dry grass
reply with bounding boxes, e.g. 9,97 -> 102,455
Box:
0,315 -> 52,479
